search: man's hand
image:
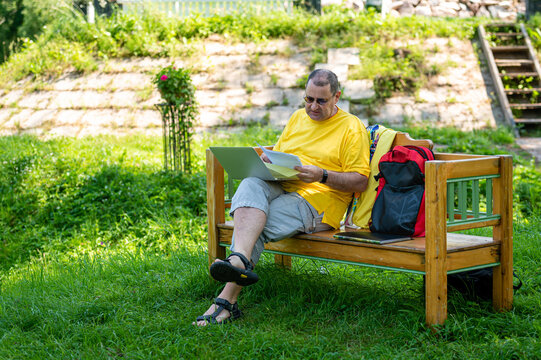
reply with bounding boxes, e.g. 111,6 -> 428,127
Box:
294,165 -> 322,183
260,153 -> 271,163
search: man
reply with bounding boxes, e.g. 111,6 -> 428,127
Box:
195,69 -> 370,325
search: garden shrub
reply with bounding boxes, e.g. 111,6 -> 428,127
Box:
0,0 -> 70,63
0,0 -> 24,63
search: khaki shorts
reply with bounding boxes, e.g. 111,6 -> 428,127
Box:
230,177 -> 331,264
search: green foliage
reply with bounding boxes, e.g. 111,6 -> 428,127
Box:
502,74 -> 537,91
0,0 -> 69,64
513,160 -> 541,218
527,13 -> 541,30
153,65 -> 196,106
295,73 -> 309,88
0,126 -> 282,272
351,43 -> 442,100
0,0 -> 24,63
399,124 -> 515,154
484,24 -> 524,47
12,37 -> 98,78
0,7 -> 487,85
0,135 -> 206,271
17,0 -> 64,40
522,16 -> 541,57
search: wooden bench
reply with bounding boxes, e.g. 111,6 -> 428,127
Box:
205,133 -> 513,327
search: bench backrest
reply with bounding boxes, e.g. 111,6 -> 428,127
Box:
391,132 -> 433,149
428,153 -> 512,233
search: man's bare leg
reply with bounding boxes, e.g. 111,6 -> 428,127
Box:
228,207 -> 266,262
195,207 -> 266,325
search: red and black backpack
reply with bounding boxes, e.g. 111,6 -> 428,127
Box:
369,145 -> 435,237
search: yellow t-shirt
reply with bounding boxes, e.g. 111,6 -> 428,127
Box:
274,108 -> 370,229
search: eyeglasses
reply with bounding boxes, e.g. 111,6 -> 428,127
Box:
304,95 -> 330,105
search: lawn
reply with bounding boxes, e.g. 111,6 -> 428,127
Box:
0,127 -> 540,359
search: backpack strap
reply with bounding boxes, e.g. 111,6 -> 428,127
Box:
513,270 -> 523,291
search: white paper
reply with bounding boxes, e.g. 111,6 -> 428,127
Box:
257,143 -> 302,169
264,163 -> 299,179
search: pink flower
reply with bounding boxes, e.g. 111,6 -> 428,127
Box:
160,75 -> 168,81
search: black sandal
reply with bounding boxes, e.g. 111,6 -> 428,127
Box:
195,297 -> 242,325
210,252 -> 259,286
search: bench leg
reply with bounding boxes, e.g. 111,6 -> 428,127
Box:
206,149 -> 226,270
208,233 -> 226,268
492,264 -> 513,312
425,271 -> 447,328
274,254 -> 292,269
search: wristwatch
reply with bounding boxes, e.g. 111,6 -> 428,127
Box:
320,169 -> 328,184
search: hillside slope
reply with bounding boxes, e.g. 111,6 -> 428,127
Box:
0,37 -> 506,138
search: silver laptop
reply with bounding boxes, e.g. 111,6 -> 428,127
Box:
209,147 -> 298,181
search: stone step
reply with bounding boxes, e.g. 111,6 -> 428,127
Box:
0,108 -> 162,137
514,118 -> 541,123
343,80 -> 375,102
327,48 -> 360,66
314,63 -> 349,82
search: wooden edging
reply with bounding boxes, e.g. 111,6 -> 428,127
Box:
478,24 -> 517,135
520,23 -> 541,87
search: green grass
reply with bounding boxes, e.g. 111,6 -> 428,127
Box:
0,127 -> 540,358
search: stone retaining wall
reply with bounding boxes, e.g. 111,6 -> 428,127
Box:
389,0 -> 524,19
329,0 -> 525,20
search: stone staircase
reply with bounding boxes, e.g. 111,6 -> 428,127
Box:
479,22 -> 541,135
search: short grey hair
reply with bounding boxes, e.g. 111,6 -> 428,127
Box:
306,69 -> 340,95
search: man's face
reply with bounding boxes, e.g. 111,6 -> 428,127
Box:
304,80 -> 341,121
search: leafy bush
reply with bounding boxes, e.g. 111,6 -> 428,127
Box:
18,0 -> 65,40
0,135 -> 206,271
513,160 -> 541,218
0,0 -> 70,63
527,13 -> 541,30
154,65 -> 196,106
0,0 -> 24,63
0,125 -> 284,272
399,124 -> 514,154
